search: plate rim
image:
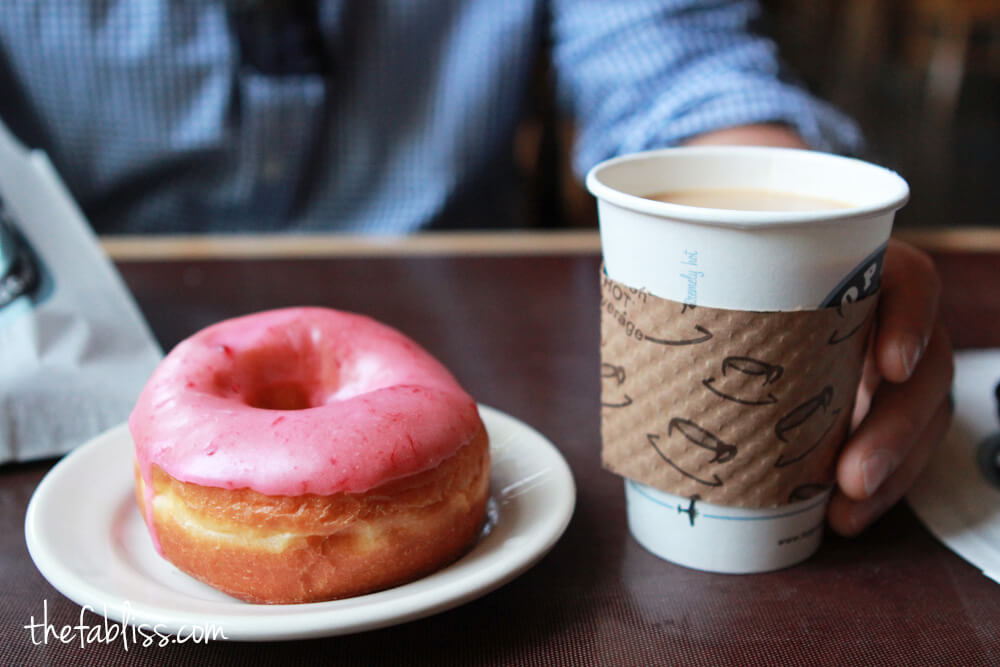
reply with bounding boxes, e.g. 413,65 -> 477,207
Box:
24,404 -> 576,641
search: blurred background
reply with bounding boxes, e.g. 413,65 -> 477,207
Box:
762,0 -> 999,231
525,0 -> 1000,231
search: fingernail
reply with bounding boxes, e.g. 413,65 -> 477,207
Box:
899,333 -> 923,378
862,449 -> 895,497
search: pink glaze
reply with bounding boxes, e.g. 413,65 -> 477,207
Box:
129,307 -> 483,516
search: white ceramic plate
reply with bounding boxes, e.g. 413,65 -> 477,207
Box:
25,405 -> 576,641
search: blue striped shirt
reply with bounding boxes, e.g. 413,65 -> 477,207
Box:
0,1 -> 860,234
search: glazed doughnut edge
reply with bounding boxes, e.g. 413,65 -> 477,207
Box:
134,426 -> 490,604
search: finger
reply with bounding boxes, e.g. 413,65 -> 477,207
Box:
828,394 -> 952,536
875,240 -> 942,383
851,334 -> 882,431
836,322 -> 954,501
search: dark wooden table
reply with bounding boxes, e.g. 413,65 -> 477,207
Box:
3,231 -> 999,666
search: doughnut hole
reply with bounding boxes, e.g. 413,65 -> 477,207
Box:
246,382 -> 312,411
207,336 -> 400,410
210,341 -> 344,411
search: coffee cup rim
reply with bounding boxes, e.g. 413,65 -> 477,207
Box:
585,146 -> 910,229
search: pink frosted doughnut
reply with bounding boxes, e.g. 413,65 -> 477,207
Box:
129,307 -> 489,604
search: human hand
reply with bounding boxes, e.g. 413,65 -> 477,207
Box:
827,240 -> 954,536
681,123 -> 808,149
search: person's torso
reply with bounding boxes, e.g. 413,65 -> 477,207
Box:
0,0 -> 544,233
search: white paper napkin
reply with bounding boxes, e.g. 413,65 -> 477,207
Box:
907,349 -> 1000,583
0,120 -> 162,463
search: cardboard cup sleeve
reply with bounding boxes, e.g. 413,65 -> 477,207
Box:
600,271 -> 878,509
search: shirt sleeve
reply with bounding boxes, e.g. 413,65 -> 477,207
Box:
550,0 -> 863,178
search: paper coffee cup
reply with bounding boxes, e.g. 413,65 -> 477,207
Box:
588,146 -> 909,573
